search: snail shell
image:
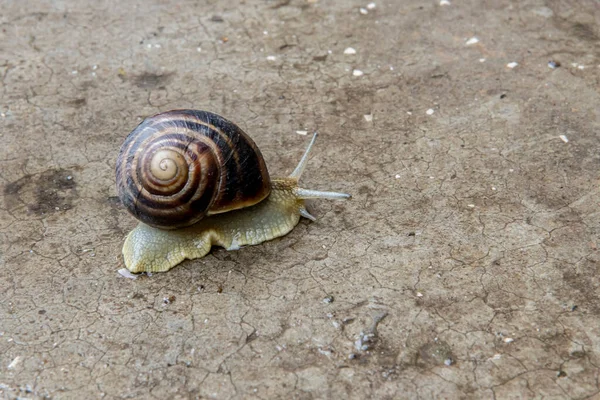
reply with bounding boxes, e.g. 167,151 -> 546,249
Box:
116,110 -> 271,229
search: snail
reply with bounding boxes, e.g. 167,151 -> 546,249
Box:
116,109 -> 351,273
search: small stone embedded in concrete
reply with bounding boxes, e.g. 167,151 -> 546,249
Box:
7,356 -> 22,369
559,135 -> 569,143
465,37 -> 479,45
266,55 -> 277,61
548,60 -> 560,69
323,295 -> 334,304
440,0 -> 451,5
504,337 -> 514,343
507,62 -> 519,68
364,114 -> 373,122
426,108 -> 435,115
353,69 -> 364,76
359,7 -> 368,14
296,130 -> 308,135
344,47 -> 357,55
367,2 -> 376,9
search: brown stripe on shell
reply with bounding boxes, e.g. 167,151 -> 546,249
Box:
115,110 -> 271,229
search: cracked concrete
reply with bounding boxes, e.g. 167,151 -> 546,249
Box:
1,0 -> 600,398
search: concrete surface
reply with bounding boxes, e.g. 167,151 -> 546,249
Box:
1,0 -> 600,398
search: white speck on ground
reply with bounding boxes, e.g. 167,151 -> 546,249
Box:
344,47 -> 357,55
479,58 -> 486,62
353,69 -> 364,76
296,130 -> 308,135
440,0 -> 451,5
359,7 -> 368,14
364,114 -> 373,122
559,135 -> 569,143
355,332 -> 375,351
7,356 -> 22,369
504,337 -> 514,343
507,62 -> 518,68
465,37 -> 479,45
468,204 -> 475,208
367,2 -> 376,9
266,55 -> 277,61
426,108 -> 435,115
395,174 -> 401,179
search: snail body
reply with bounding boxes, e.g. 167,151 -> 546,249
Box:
117,110 -> 350,273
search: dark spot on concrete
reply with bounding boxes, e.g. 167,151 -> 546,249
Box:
68,98 -> 87,107
210,15 -> 224,22
38,310 -> 46,315
132,293 -> 146,300
500,93 -> 507,99
358,186 -> 369,195
407,232 -> 416,236
570,22 -> 598,42
246,331 -> 258,343
313,54 -> 328,62
3,169 -> 78,216
106,196 -> 123,208
557,370 -> 567,378
133,72 -> 175,89
418,340 -> 454,367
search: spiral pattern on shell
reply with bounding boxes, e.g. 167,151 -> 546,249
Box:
116,110 -> 271,229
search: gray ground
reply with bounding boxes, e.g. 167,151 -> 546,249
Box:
1,0 -> 600,398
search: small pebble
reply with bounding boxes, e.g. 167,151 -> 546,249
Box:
266,55 -> 277,61
465,37 -> 479,45
479,58 -> 486,63
426,108 -> 435,115
367,2 -> 376,9
559,135 -> 569,143
504,337 -> 514,343
353,69 -> 364,76
344,47 -> 357,55
296,130 -> 308,135
548,60 -> 560,69
363,114 -> 373,122
507,62 -> 518,69
440,0 -> 451,5
359,7 -> 368,14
